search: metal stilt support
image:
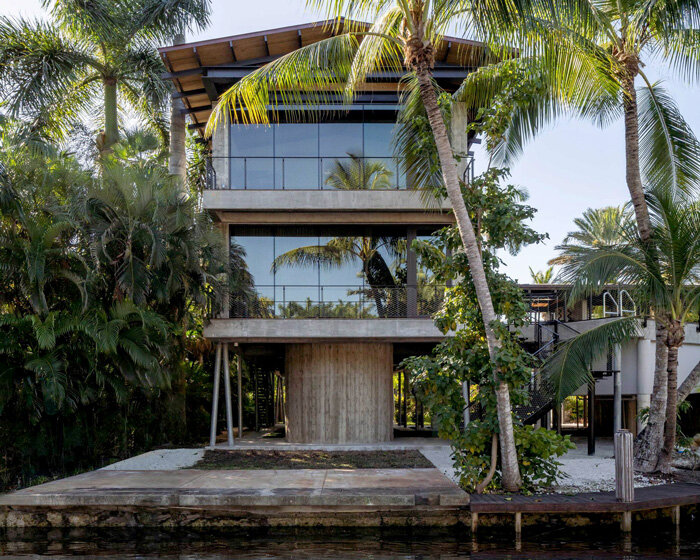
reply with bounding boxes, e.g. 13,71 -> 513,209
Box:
236,346 -> 243,440
222,342 -> 234,448
209,343 -> 222,448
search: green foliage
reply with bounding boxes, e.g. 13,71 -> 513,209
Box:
0,125 -> 230,490
452,422 -> 574,493
403,165 -> 572,492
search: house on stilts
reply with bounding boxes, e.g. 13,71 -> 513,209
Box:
158,21 -> 700,450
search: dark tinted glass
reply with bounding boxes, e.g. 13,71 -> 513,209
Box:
363,123 -> 394,157
230,125 -> 273,156
245,158 -> 274,189
319,123 -> 363,157
275,123 -> 318,156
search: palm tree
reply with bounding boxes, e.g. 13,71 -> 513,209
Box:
546,190 -> 700,472
0,0 -> 210,154
206,0 -> 537,491
529,266 -> 554,284
459,1 -> 700,469
548,207 -> 632,267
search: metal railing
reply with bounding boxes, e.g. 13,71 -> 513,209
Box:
208,156 -> 407,190
231,284 -> 445,319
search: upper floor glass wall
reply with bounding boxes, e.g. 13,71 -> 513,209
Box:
226,114 -> 406,190
229,225 -> 443,318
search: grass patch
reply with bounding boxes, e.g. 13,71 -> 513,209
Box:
195,450 -> 434,470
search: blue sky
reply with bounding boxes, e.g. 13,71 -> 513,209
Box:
2,0 -> 698,282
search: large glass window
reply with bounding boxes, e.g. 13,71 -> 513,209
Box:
230,226 -> 434,318
227,112 -> 407,190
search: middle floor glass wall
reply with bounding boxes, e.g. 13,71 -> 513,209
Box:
230,225 -> 444,318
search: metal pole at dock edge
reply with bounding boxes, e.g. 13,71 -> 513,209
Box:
222,342 -> 235,447
209,342 -> 222,448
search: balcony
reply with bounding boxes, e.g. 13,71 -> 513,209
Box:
231,284 -> 446,319
203,157 -> 455,220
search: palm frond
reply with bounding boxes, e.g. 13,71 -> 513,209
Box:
638,80 -> 700,196
542,316 -> 641,403
207,33 -> 360,134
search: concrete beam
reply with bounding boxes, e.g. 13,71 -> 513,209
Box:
203,189 -> 453,214
203,318 -> 448,342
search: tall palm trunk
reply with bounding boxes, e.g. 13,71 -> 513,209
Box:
102,78 -> 119,153
622,72 -> 671,471
169,33 -> 188,192
635,321 -> 668,472
415,70 -> 522,491
622,75 -> 652,242
658,320 -> 685,472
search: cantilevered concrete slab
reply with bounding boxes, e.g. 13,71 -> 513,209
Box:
203,318 -> 448,342
204,189 -> 454,225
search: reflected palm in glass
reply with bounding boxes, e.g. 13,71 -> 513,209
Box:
324,153 -> 394,191
272,236 -> 404,318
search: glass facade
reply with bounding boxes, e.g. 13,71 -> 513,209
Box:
230,226 -> 443,318
225,119 -> 407,190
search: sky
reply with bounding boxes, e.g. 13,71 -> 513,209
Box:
2,0 -> 699,283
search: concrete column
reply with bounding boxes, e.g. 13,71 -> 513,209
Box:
211,109 -> 230,189
406,228 -> 417,318
285,343 -> 394,443
450,102 -> 470,180
613,344 -> 623,433
636,337 -> 655,433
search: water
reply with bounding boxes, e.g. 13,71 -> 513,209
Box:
1,526 -> 699,559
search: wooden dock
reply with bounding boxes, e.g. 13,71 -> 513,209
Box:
469,482 -> 700,534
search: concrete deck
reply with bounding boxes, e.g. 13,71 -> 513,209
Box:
0,466 -> 469,527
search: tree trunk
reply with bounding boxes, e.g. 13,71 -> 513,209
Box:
678,358 -> 700,404
634,321 -> 668,472
622,77 -> 653,242
102,78 -> 119,153
658,321 -> 685,473
169,33 -> 188,192
415,70 -> 521,491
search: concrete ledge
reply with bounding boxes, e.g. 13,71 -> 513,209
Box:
203,318 -> 448,342
203,189 -> 452,213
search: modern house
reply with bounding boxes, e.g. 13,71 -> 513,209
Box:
159,22 -> 700,447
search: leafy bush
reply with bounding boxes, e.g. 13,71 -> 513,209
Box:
452,421 -> 574,493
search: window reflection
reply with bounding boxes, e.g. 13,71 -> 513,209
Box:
227,119 -> 405,190
231,227 -> 428,318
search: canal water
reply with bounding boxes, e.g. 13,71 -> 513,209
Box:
1,527 -> 699,559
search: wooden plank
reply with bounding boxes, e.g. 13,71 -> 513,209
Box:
469,483 -> 700,514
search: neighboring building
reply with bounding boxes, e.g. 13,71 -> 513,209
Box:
159,22 -> 699,446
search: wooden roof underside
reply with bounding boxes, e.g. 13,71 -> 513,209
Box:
158,20 -> 487,134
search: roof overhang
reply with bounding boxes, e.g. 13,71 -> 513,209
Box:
158,19 -> 488,134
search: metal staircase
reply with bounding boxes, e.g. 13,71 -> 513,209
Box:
468,320 -> 580,425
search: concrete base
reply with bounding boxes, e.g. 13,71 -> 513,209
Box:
0,468 -> 468,528
285,343 -> 394,443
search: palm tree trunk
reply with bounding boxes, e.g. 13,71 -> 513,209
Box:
677,358 -> 700,403
634,321 -> 668,472
415,70 -> 522,491
169,33 -> 188,192
102,78 -> 119,153
622,78 -> 652,242
658,321 -> 685,473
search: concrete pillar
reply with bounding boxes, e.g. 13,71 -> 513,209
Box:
614,345 -> 623,433
211,109 -> 230,189
637,337 -> 655,433
285,343 -> 394,443
450,102 -> 470,180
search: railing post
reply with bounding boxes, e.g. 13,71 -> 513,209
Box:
615,429 -> 634,532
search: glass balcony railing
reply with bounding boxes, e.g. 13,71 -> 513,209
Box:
230,284 -> 445,319
209,156 -> 407,190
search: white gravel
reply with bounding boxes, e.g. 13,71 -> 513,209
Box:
420,439 -> 665,493
101,448 -> 203,470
